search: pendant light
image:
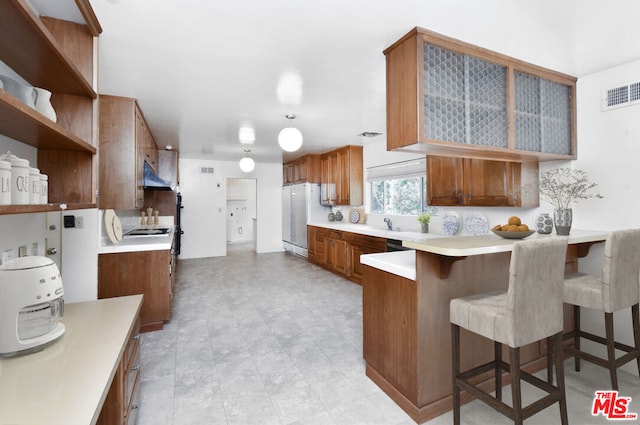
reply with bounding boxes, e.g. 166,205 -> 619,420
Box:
278,114 -> 303,152
238,150 -> 255,172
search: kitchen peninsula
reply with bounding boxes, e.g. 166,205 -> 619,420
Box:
361,230 -> 608,423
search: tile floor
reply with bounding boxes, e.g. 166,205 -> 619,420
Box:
138,249 -> 639,425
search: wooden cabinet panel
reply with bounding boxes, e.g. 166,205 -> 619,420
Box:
99,95 -> 159,210
283,154 -> 321,185
98,249 -> 172,332
0,6 -> 99,213
97,313 -> 141,425
384,27 -> 576,162
426,155 -> 536,207
320,146 -> 362,206
308,225 -> 387,285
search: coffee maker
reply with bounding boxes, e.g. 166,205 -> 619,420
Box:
0,256 -> 65,357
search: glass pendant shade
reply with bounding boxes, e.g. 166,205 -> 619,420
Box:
238,157 -> 255,172
278,127 -> 303,152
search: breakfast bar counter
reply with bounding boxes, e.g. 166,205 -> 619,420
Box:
361,230 -> 608,423
0,295 -> 143,425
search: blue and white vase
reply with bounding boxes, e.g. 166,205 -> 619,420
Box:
535,213 -> 553,234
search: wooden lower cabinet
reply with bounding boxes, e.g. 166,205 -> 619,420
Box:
98,249 -> 173,332
308,225 -> 387,284
97,314 -> 141,425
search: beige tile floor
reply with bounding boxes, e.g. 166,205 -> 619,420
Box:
137,249 -> 639,425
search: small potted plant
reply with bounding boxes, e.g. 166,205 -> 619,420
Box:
530,168 -> 603,235
417,213 -> 432,233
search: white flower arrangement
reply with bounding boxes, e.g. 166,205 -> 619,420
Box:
534,168 -> 603,210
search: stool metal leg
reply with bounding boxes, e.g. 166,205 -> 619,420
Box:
574,305 -> 581,372
605,312 -> 619,390
452,323 -> 461,425
552,332 -> 569,425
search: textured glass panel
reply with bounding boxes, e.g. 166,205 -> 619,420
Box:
467,57 -> 508,147
424,44 -> 466,142
541,79 -> 571,154
514,72 -> 541,151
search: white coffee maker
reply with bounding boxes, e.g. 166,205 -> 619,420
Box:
0,256 -> 65,357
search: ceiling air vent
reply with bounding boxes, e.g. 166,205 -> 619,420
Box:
602,81 -> 640,110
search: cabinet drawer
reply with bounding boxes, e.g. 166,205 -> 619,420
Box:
346,233 -> 386,250
124,317 -> 141,369
126,379 -> 140,425
125,340 -> 141,413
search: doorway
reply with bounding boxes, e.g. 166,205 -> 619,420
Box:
226,178 -> 257,253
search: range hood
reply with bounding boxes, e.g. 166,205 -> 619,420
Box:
143,160 -> 173,191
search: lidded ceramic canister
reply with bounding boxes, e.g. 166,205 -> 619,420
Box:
0,152 -> 30,205
29,167 -> 40,204
40,173 -> 48,204
0,160 -> 11,205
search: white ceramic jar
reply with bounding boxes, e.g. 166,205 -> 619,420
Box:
0,152 -> 30,205
0,160 -> 11,205
40,173 -> 48,204
29,167 -> 40,204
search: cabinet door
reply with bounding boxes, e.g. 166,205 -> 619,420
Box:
326,238 -> 348,275
463,159 -> 519,206
348,241 -> 386,285
307,226 -> 316,259
134,108 -> 146,208
320,155 -> 333,205
427,156 -> 464,205
337,149 -> 350,205
296,158 -> 307,182
283,163 -> 295,185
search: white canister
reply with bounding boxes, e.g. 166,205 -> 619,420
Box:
0,160 -> 11,205
0,152 -> 30,205
29,167 -> 40,204
40,173 -> 48,204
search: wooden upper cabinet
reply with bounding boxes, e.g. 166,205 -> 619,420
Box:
283,154 -> 320,185
99,95 -> 158,210
0,1 -> 101,213
384,27 -> 577,162
320,145 -> 363,206
427,155 -> 539,207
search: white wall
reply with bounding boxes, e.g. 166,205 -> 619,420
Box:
178,158 -> 282,259
571,59 -> 640,372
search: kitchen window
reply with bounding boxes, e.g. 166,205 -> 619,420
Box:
367,158 -> 427,215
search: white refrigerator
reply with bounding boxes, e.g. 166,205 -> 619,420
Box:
282,183 -> 327,257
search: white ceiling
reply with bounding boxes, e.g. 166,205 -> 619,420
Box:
30,0 -> 640,164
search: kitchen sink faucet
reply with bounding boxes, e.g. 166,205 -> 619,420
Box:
384,217 -> 393,231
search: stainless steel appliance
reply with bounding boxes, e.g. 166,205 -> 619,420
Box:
0,256 -> 65,357
282,183 -> 328,257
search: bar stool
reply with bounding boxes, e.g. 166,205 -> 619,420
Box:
562,228 -> 640,390
450,238 -> 569,425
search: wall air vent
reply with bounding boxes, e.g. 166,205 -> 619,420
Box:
602,81 -> 640,110
200,167 -> 214,174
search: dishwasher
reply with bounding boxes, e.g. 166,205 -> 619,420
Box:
386,238 -> 410,252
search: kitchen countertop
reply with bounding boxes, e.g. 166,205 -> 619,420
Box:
99,225 -> 175,254
360,229 -> 609,279
0,295 -> 143,425
403,229 -> 609,256
308,221 -> 438,242
360,250 -> 416,281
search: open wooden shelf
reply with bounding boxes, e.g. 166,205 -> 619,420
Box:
0,203 -> 96,216
0,0 -> 96,98
0,90 -> 96,153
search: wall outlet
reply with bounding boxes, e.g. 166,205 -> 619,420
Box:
18,245 -> 27,257
75,216 -> 83,228
2,249 -> 15,264
32,242 -> 39,256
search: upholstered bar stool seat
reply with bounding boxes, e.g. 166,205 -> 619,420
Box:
562,228 -> 640,391
450,238 -> 569,425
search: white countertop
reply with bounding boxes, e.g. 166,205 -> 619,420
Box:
360,250 -> 417,281
0,295 -> 143,425
99,225 -> 175,254
308,221 -> 438,242
403,229 -> 609,257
